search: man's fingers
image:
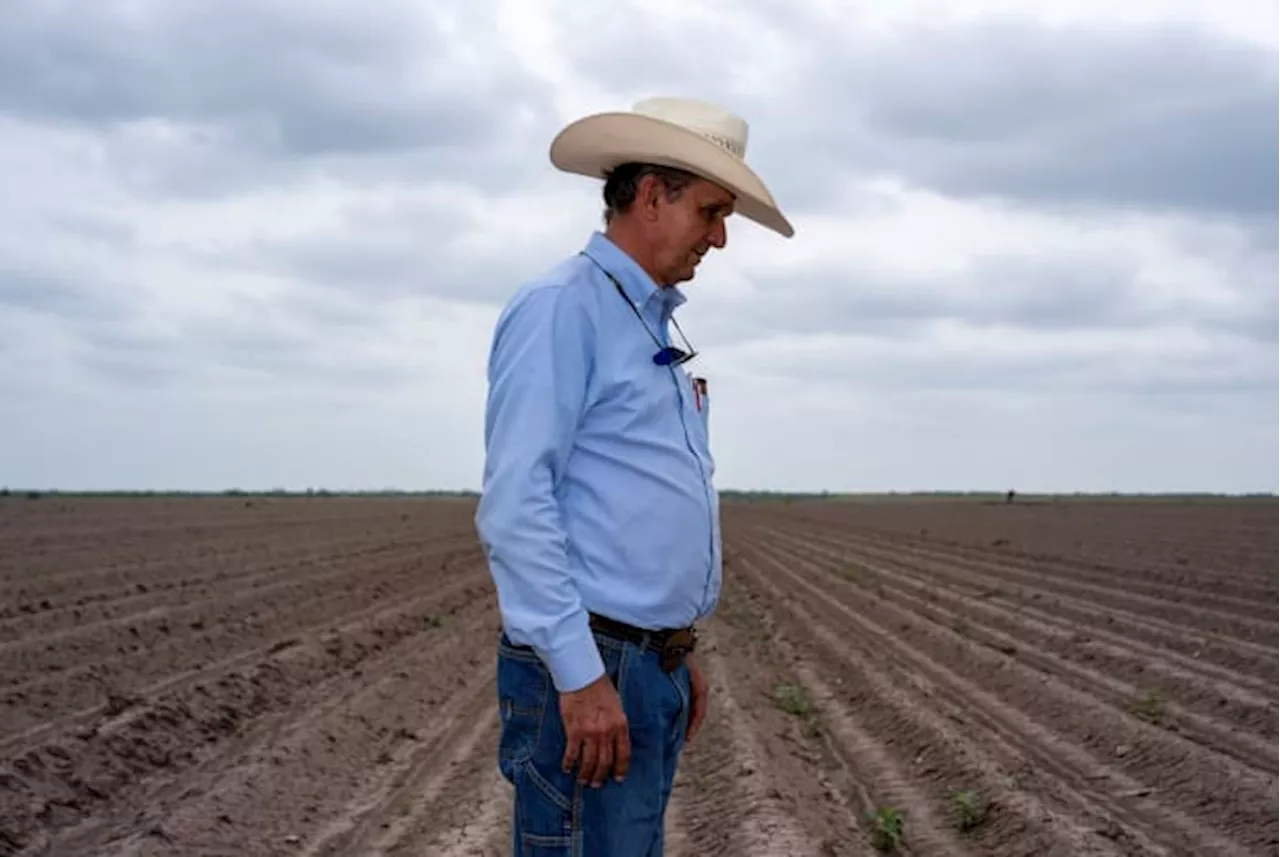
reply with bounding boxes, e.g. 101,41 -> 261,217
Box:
590,731 -> 613,787
561,731 -> 581,774
687,681 -> 708,740
577,732 -> 599,784
613,722 -> 632,782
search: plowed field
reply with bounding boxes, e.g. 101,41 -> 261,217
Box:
1,496 -> 1275,856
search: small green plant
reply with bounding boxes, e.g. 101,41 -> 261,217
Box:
773,682 -> 822,738
773,682 -> 815,718
948,789 -> 989,832
837,563 -> 864,584
1132,689 -> 1167,723
864,806 -> 905,852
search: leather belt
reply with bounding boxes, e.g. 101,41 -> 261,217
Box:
588,612 -> 697,673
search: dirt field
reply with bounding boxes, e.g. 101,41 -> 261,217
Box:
1,495 -> 1275,856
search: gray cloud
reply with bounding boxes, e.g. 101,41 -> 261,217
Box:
0,0 -> 555,195
693,245 -> 1276,353
0,245 -> 142,324
725,326 -> 1278,400
710,257 -> 1139,343
0,267 -> 125,322
819,22 -> 1278,218
55,290 -> 437,394
195,184 -> 587,306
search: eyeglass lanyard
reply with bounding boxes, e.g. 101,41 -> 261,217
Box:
579,252 -> 695,366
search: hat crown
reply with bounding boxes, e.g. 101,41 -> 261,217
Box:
631,96 -> 748,161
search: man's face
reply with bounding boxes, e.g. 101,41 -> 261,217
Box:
647,176 -> 735,286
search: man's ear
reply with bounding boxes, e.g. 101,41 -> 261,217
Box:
636,174 -> 666,223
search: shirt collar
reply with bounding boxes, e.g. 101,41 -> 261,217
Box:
581,231 -> 687,313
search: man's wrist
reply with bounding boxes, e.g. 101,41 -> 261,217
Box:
542,618 -> 605,693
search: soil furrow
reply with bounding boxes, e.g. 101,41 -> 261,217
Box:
422,768 -> 511,857
349,704 -> 500,857
0,541 -> 478,676
835,528 -> 1276,647
771,523 -> 1277,705
0,516 -> 451,585
796,544 -> 1276,777
762,501 -> 1277,585
0,501 -> 477,593
954,547 -> 1272,621
0,531 -> 474,643
76,597 -> 497,857
907,546 -> 1274,645
756,528 -> 1279,760
783,640 -> 972,854
667,622 -> 828,856
0,554 -> 487,749
825,522 -> 1279,618
0,539 -> 479,701
1,580 -> 492,856
772,521 -> 1279,683
661,780 -> 692,857
740,537 -> 1269,856
728,549 -> 1150,857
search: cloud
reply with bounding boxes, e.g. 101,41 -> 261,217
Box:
203,181 -> 599,306
0,0 -> 555,195
806,20 -> 1279,219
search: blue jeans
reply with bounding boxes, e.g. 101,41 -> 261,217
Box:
496,629 -> 691,856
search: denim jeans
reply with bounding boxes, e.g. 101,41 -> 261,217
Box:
496,629 -> 691,856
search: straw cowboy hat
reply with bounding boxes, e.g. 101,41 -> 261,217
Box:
549,96 -> 794,239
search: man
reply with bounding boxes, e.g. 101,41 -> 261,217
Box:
475,96 -> 793,856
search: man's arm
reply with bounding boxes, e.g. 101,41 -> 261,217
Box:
475,283 -> 604,693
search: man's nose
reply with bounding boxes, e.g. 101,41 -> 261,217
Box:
707,218 -> 727,249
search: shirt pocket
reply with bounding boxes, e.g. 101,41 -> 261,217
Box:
682,372 -> 714,471
693,376 -> 710,432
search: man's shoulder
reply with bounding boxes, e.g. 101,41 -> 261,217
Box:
500,252 -> 600,318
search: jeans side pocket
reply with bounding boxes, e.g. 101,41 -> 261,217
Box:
513,758 -> 582,854
496,641 -> 549,780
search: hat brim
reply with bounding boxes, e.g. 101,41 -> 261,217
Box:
549,111 -> 794,239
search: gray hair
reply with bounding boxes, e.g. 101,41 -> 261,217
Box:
602,163 -> 697,224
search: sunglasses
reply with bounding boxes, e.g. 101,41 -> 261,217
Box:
651,319 -> 698,366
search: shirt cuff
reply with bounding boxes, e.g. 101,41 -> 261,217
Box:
541,618 -> 605,693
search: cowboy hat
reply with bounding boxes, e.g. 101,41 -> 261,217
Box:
549,96 -> 794,239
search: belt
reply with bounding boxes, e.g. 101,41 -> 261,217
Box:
588,612 -> 697,672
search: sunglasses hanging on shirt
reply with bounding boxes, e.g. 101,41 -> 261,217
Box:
581,252 -> 698,367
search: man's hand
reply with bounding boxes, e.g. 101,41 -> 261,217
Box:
686,653 -> 709,741
560,674 -> 631,787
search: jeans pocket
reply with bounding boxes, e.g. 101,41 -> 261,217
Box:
496,640 -> 550,779
514,757 -> 582,854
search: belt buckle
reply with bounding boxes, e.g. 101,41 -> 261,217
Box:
659,628 -> 697,673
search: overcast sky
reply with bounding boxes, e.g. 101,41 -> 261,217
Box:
2,0 -> 1276,494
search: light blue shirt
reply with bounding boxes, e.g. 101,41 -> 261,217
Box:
475,231 -> 721,692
